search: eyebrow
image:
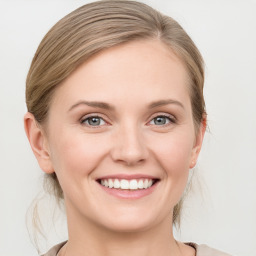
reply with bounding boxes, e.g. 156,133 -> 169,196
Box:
68,98 -> 184,112
148,99 -> 184,109
68,100 -> 115,112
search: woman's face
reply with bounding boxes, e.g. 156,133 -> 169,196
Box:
39,40 -> 204,232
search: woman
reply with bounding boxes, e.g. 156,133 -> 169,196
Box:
24,0 -> 230,255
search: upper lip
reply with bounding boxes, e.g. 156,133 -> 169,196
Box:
96,174 -> 159,180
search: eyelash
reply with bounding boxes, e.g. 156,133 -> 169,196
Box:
148,114 -> 176,127
80,114 -> 108,128
80,113 -> 176,128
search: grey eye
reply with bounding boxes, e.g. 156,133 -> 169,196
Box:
150,116 -> 171,126
83,116 -> 106,126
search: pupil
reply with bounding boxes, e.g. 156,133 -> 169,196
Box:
155,116 -> 166,125
89,117 -> 100,126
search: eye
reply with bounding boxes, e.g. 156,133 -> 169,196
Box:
149,115 -> 174,126
81,116 -> 106,127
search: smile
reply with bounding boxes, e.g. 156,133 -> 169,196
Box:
100,178 -> 156,190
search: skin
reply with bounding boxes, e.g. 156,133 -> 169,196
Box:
24,39 -> 205,256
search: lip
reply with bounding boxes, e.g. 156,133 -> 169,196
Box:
96,174 -> 160,199
96,174 -> 159,180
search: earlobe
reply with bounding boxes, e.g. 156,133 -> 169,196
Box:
24,112 -> 54,174
189,118 -> 207,169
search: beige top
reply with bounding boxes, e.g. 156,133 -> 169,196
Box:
42,241 -> 231,256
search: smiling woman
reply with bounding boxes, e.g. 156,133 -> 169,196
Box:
24,1 -> 230,256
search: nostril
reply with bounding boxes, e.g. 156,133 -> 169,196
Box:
110,133 -> 149,165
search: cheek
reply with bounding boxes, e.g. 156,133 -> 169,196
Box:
49,130 -> 109,181
149,132 -> 194,173
160,135 -> 194,203
145,131 -> 195,209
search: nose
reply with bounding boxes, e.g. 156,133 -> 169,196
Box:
110,124 -> 149,166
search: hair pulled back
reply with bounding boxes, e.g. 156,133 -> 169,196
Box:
26,0 -> 205,226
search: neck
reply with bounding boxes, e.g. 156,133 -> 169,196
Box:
63,209 -> 186,256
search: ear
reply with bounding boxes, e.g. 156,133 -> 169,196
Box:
24,112 -> 54,174
189,117 -> 207,169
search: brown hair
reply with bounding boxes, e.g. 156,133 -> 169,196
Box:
26,0 -> 205,233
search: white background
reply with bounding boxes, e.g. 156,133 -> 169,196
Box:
0,0 -> 256,255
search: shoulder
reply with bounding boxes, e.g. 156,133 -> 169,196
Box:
186,243 -> 232,256
41,241 -> 66,256
42,241 -> 231,256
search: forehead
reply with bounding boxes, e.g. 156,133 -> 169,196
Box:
51,39 -> 191,110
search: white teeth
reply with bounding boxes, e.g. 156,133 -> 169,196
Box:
113,179 -> 120,188
108,179 -> 114,188
138,179 -> 144,189
143,179 -> 149,189
100,178 -> 155,190
129,179 -> 138,190
120,179 -> 129,189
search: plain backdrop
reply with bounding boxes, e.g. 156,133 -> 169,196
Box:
0,0 -> 256,255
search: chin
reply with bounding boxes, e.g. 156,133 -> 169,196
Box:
102,219 -> 155,233
94,206 -> 163,234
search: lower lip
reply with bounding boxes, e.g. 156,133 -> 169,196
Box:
98,182 -> 159,199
